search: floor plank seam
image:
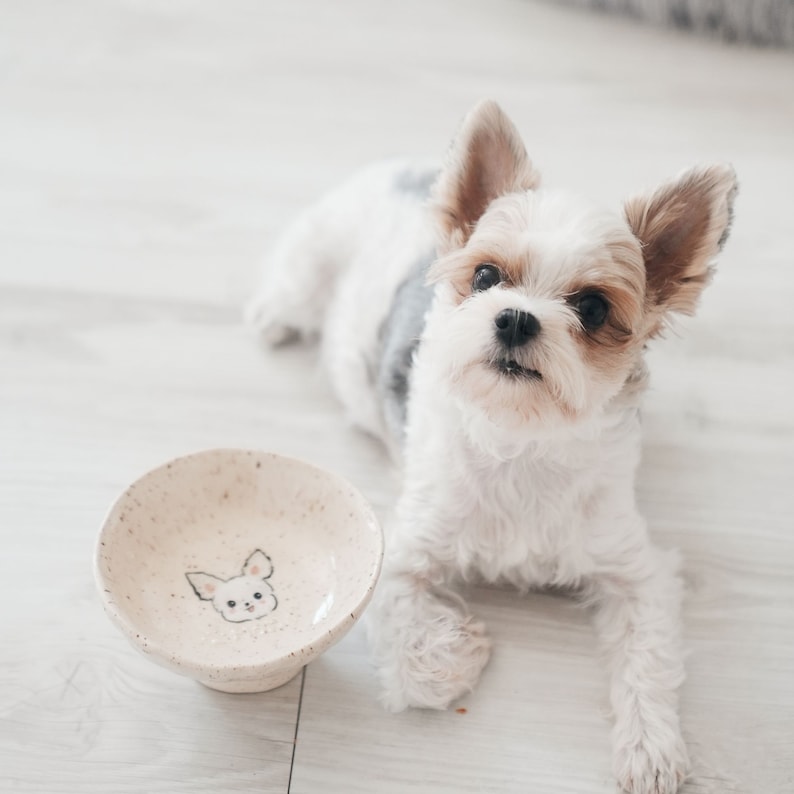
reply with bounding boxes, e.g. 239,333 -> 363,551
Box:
286,666 -> 307,793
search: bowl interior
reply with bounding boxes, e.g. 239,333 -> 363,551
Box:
96,450 -> 382,673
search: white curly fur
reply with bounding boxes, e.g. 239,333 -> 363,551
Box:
247,100 -> 737,794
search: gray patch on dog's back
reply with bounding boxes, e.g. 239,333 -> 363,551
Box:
393,167 -> 440,199
377,251 -> 435,443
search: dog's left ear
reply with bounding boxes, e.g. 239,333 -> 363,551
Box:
432,100 -> 541,254
625,164 -> 738,334
243,549 -> 273,580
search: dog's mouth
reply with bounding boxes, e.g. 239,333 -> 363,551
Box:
494,358 -> 543,381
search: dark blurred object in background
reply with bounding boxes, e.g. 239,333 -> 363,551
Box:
553,0 -> 794,48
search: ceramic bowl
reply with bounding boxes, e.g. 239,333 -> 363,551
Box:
95,449 -> 383,693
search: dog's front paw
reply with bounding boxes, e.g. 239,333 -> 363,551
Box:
383,614 -> 491,712
613,731 -> 689,794
369,584 -> 492,712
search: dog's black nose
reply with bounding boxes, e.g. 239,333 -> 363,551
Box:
494,309 -> 540,348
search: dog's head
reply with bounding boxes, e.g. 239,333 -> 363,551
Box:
424,100 -> 737,435
186,550 -> 277,623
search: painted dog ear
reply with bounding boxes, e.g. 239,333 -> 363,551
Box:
243,549 -> 274,579
431,99 -> 541,255
186,571 -> 224,600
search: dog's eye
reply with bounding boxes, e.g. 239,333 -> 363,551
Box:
577,293 -> 609,329
254,592 -> 262,600
227,600 -> 236,608
472,263 -> 502,292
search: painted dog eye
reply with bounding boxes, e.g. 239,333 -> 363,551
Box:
227,600 -> 236,608
254,592 -> 262,600
577,292 -> 609,329
472,263 -> 502,292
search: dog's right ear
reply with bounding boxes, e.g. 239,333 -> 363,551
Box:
432,100 -> 540,254
186,572 -> 224,601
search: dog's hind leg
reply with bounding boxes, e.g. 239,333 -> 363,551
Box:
246,160 -> 434,348
245,190 -> 356,347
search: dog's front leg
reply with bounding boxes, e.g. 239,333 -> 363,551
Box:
589,533 -> 689,794
366,535 -> 491,713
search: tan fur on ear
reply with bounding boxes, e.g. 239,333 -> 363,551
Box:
431,100 -> 541,255
625,164 -> 738,335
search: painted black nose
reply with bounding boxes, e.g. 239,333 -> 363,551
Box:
494,309 -> 540,348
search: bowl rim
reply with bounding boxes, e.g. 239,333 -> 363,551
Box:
94,447 -> 384,680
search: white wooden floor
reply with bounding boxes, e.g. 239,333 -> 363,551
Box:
1,2 -> 793,792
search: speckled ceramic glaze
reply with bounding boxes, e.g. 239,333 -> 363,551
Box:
94,449 -> 383,693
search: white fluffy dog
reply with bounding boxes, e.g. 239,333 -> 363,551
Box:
247,101 -> 737,794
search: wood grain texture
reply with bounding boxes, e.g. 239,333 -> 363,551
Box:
1,0 -> 792,792
291,590 -> 617,794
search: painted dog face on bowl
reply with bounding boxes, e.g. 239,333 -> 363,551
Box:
186,549 -> 278,623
